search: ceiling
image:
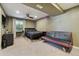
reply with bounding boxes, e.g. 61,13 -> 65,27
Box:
24,3 -> 63,16
1,3 -> 48,20
58,3 -> 79,10
1,3 -> 79,20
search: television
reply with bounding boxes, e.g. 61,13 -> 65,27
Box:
2,15 -> 6,27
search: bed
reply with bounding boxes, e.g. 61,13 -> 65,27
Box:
25,28 -> 45,40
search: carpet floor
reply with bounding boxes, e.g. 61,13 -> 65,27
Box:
0,37 -> 79,56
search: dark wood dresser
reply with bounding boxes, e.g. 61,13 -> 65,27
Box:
1,33 -> 14,49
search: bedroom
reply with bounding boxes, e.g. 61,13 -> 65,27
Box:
0,3 -> 79,55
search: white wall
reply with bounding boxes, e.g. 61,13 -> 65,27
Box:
13,19 -> 16,38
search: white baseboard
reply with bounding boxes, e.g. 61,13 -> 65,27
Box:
73,46 -> 79,49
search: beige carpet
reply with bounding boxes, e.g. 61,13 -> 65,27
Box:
0,37 -> 79,56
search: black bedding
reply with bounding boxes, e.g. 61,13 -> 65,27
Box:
26,31 -> 42,35
25,28 -> 44,40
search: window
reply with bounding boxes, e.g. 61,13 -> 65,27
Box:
16,20 -> 23,32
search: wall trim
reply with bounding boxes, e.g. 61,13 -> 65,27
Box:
73,46 -> 79,49
51,3 -> 63,12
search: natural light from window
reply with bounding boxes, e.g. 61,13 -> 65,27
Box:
16,20 -> 23,32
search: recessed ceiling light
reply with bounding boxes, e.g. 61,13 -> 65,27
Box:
34,16 -> 37,18
36,4 -> 43,9
16,10 -> 20,14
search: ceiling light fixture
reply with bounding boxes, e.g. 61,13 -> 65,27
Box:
16,10 -> 20,14
34,16 -> 37,18
36,4 -> 43,9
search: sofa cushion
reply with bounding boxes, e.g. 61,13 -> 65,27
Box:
46,31 -> 72,42
46,32 -> 55,38
55,32 -> 71,41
